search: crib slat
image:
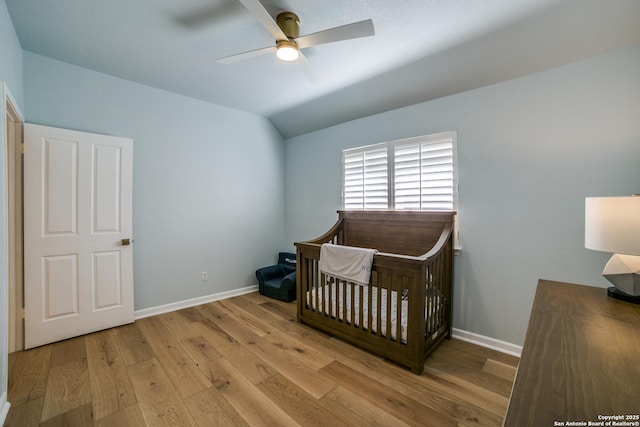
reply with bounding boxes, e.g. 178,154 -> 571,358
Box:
438,257 -> 442,330
342,279 -> 347,324
432,265 -> 436,334
368,272 -> 374,335
396,277 -> 403,344
310,258 -> 315,312
330,278 -> 335,318
359,284 -> 364,331
392,275 -> 398,342
437,253 -> 443,330
386,282 -> 392,341
348,282 -> 356,326
316,272 -> 322,317
376,275 -> 383,337
426,266 -> 432,336
435,258 -> 440,331
431,257 -> 436,332
303,260 -> 315,309
430,260 -> 437,334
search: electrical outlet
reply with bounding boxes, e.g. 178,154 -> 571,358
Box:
201,271 -> 208,281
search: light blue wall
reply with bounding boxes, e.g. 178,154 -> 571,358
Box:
0,0 -> 23,417
285,44 -> 640,346
0,1 -> 22,107
23,52 -> 286,310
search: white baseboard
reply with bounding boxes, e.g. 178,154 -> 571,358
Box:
0,392 -> 10,425
134,285 -> 259,320
452,328 -> 522,357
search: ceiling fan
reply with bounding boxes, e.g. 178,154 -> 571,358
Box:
217,0 -> 375,67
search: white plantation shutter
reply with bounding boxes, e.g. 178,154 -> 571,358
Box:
343,132 -> 457,212
343,145 -> 388,209
394,134 -> 455,210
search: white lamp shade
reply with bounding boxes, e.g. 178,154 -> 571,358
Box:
585,196 -> 640,255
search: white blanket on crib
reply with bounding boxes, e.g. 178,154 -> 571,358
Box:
319,243 -> 377,286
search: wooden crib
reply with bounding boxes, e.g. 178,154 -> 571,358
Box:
295,210 -> 455,374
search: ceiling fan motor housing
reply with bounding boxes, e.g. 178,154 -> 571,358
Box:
277,12 -> 300,39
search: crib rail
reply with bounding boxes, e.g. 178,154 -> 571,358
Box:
295,210 -> 454,373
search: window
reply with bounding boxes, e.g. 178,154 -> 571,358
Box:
343,145 -> 388,210
342,131 -> 457,211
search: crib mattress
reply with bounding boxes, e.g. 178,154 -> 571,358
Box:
305,283 -> 443,344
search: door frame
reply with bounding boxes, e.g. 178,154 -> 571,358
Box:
4,84 -> 25,353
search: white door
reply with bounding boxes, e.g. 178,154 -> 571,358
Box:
24,124 -> 134,348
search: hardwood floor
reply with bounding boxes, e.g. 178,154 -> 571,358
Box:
5,292 -> 519,426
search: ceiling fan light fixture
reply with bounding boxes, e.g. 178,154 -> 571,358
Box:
276,39 -> 299,61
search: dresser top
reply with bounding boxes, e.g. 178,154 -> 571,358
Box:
504,279 -> 640,426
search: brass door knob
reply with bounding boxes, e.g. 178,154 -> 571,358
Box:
121,238 -> 131,246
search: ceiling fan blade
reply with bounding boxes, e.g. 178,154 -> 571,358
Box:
297,52 -> 319,82
217,46 -> 276,64
296,19 -> 374,49
236,0 -> 288,40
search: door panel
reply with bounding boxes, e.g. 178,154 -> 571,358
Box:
93,144 -> 121,233
44,138 -> 78,235
92,250 -> 122,309
43,254 -> 78,319
24,123 -> 134,349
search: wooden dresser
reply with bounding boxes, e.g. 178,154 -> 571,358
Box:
504,279 -> 640,426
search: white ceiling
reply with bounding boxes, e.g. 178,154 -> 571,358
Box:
6,0 -> 640,138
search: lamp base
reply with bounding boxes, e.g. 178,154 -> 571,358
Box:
607,286 -> 640,304
602,254 -> 640,295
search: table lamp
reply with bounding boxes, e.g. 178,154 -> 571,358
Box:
585,195 -> 640,304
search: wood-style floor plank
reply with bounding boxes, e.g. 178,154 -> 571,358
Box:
239,291 -> 272,305
115,323 -> 155,367
3,396 -> 43,427
233,295 -> 383,367
40,357 -> 91,422
6,291 -> 519,426
127,358 -> 197,427
335,347 -> 505,425
426,351 -> 515,397
136,316 -> 212,399
229,295 -> 296,328
447,338 -> 519,367
257,373 -> 348,427
196,303 -> 263,345
421,365 -> 510,417
49,336 -> 86,368
191,318 -> 276,385
259,328 -> 335,370
179,335 -> 223,367
216,299 -> 275,337
183,386 -> 249,427
482,358 -> 517,381
40,403 -> 94,427
94,404 -> 147,427
320,360 -> 458,427
176,306 -> 207,324
7,345 -> 51,406
85,329 -> 138,420
246,332 -> 337,399
157,311 -> 201,340
261,300 -> 298,321
204,357 -> 299,427
320,385 -> 411,427
429,342 -> 519,394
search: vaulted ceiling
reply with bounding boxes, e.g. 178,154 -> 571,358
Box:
6,0 -> 640,138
